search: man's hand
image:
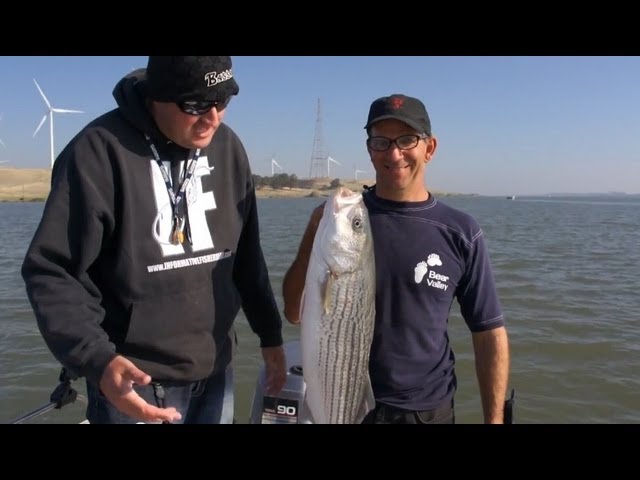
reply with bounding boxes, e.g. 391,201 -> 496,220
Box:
261,345 -> 287,396
282,204 -> 325,324
99,355 -> 182,424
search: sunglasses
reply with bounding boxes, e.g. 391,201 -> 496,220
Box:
177,96 -> 232,116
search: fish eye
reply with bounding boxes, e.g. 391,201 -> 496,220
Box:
352,216 -> 363,231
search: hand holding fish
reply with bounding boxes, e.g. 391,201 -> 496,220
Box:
283,203 -> 325,325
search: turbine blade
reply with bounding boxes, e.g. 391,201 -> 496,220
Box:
33,115 -> 47,137
0,138 -> 5,147
52,108 -> 84,114
33,79 -> 52,110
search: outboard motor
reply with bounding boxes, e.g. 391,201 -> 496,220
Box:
249,339 -> 312,424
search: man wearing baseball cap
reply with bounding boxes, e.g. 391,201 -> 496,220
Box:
284,93 -> 511,424
22,56 -> 286,424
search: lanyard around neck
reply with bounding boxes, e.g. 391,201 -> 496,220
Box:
145,134 -> 200,215
145,134 -> 201,244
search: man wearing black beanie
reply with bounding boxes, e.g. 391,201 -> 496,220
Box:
22,56 -> 286,424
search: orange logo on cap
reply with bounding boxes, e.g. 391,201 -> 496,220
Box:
390,97 -> 404,109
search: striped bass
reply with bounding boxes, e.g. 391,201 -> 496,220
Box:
300,187 -> 376,424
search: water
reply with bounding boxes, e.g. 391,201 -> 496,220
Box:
1,195 -> 639,424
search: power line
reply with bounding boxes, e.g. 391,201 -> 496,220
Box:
308,98 -> 327,179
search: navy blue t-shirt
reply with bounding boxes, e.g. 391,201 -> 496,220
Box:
363,188 -> 504,411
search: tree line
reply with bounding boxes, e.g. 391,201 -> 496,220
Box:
252,173 -> 341,190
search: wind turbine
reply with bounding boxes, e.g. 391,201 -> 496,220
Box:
354,168 -> 368,180
327,156 -> 341,178
32,79 -> 84,168
271,157 -> 284,176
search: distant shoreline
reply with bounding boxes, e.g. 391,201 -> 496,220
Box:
0,167 -> 374,202
0,166 -> 374,202
0,167 -> 462,202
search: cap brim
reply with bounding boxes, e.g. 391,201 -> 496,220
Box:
202,78 -> 240,102
365,114 -> 425,134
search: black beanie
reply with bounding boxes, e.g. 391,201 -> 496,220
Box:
146,56 -> 240,103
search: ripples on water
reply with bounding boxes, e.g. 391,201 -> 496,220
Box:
446,196 -> 640,424
1,196 -> 639,424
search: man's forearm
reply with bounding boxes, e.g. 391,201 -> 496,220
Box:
282,205 -> 324,324
282,258 -> 307,324
472,326 -> 510,423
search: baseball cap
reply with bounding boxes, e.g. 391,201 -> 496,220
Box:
146,56 -> 240,103
364,94 -> 431,135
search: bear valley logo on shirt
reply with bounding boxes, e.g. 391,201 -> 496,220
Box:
414,253 -> 450,291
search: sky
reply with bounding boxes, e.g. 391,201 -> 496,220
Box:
0,55 -> 639,196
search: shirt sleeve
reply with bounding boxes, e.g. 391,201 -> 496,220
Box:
21,136 -> 118,386
456,230 -> 505,333
232,180 -> 283,348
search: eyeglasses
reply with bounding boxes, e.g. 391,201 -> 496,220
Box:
366,134 -> 428,152
177,96 -> 232,116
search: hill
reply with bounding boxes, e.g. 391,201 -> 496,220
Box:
0,167 -> 378,202
0,167 -> 457,202
0,167 -> 51,201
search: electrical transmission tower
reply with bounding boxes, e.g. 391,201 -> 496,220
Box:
308,98 -> 327,179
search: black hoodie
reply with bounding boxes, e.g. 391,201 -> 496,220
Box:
21,70 -> 283,387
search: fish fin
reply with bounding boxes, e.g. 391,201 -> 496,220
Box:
322,271 -> 333,315
299,286 -> 307,323
354,375 -> 376,424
